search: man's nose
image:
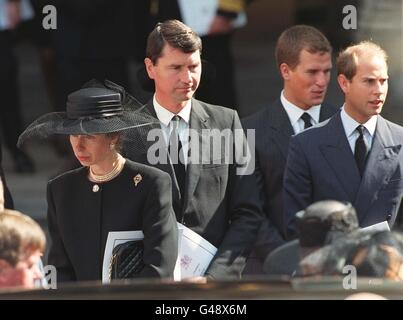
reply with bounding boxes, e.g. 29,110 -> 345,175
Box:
180,69 -> 192,83
374,80 -> 387,95
316,72 -> 329,87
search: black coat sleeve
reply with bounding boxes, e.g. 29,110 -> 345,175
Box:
46,181 -> 76,282
139,172 -> 178,278
205,111 -> 263,279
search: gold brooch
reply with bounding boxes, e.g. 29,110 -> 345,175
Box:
133,174 -> 142,186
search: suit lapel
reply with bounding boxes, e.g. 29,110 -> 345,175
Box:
267,99 -> 294,160
263,100 -> 336,161
137,101 -> 182,205
183,99 -> 209,211
319,112 -> 361,202
354,116 -> 402,221
320,103 -> 338,122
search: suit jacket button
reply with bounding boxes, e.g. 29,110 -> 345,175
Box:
387,214 -> 392,220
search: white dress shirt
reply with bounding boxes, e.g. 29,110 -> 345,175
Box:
281,90 -> 321,134
340,105 -> 377,154
153,95 -> 191,167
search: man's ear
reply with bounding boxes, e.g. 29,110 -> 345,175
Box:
280,63 -> 292,81
337,74 -> 350,94
144,58 -> 155,80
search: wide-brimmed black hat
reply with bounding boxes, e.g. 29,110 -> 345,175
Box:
18,80 -> 158,147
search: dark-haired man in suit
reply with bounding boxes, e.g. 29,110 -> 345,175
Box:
126,19 -> 262,281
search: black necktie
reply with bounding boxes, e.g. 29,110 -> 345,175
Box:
169,115 -> 186,197
301,112 -> 312,129
354,125 -> 368,177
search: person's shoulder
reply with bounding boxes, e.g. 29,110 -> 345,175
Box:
382,117 -> 403,137
293,116 -> 333,142
194,99 -> 236,118
48,166 -> 86,187
242,105 -> 270,129
321,102 -> 340,113
242,98 -> 288,129
192,99 -> 238,131
124,159 -> 171,182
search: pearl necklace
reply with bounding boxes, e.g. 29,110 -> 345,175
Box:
88,154 -> 126,183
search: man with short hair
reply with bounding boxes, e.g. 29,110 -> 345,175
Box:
284,41 -> 403,239
242,25 -> 337,273
125,20 -> 262,281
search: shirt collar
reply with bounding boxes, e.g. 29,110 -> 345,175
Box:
340,105 -> 378,138
153,95 -> 192,127
280,90 -> 321,126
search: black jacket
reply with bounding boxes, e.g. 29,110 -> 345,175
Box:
242,100 -> 338,266
47,159 -> 178,282
125,99 -> 263,279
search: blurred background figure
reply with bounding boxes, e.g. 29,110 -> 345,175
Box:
299,230 -> 403,281
0,209 -> 46,289
264,200 -> 359,276
33,0 -> 150,167
0,0 -> 35,173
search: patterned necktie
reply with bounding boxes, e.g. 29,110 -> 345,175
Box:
169,115 -> 186,197
301,112 -> 312,129
354,125 -> 368,177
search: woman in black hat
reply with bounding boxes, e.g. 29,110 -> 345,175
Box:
18,80 -> 178,283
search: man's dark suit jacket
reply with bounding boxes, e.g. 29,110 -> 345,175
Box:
124,98 -> 262,279
284,112 -> 403,239
0,144 -> 13,209
241,99 -> 338,273
47,160 -> 178,282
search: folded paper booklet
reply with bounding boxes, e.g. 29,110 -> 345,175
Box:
102,230 -> 144,284
174,222 -> 217,281
361,221 -> 390,233
102,223 -> 217,283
